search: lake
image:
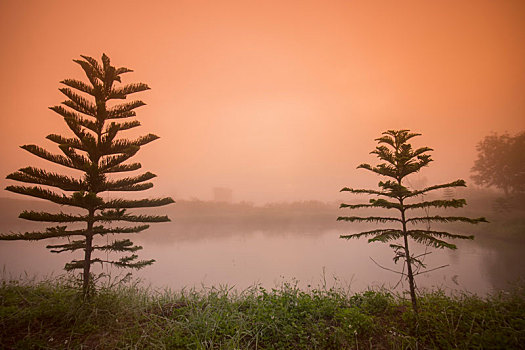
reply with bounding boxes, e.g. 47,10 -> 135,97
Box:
1,225 -> 521,296
0,198 -> 523,295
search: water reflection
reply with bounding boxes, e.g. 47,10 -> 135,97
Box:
131,228 -> 495,294
0,198 -> 523,295
0,224 -> 498,295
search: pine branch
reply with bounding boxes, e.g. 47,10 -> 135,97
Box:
96,210 -> 171,223
339,203 -> 374,209
93,239 -> 142,252
103,162 -> 142,173
409,180 -> 467,197
7,186 -> 103,209
100,142 -> 140,158
404,199 -> 467,210
18,210 -> 86,223
108,183 -> 153,191
409,231 -> 458,249
0,225 -> 82,240
47,239 -> 86,253
102,172 -> 156,191
399,156 -> 432,177
100,124 -> 121,146
357,163 -> 398,179
406,216 -> 488,224
59,87 -> 96,116
47,134 -> 88,152
377,181 -> 412,198
368,230 -> 404,243
407,229 -> 474,241
63,114 -> 99,134
58,118 -> 98,147
101,53 -> 112,76
102,134 -> 159,156
100,197 -> 175,209
374,134 -> 396,148
2,224 -> 150,240
375,130 -> 419,146
99,154 -> 140,172
74,59 -> 103,88
0,224 -> 144,241
112,256 -> 155,269
369,198 -> 401,209
115,67 -> 133,75
108,83 -> 150,99
65,256 -> 155,271
107,100 -> 146,119
61,79 -> 95,96
371,145 -> 395,165
337,216 -> 401,223
92,224 -> 150,235
6,185 -> 73,206
340,198 -> 401,210
21,145 -> 79,171
102,121 -> 141,138
340,187 -> 393,197
51,106 -> 96,141
340,228 -> 403,240
58,146 -> 90,170
6,167 -> 87,191
79,55 -> 104,78
49,106 -> 94,140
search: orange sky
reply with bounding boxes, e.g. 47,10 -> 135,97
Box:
1,0 -> 524,203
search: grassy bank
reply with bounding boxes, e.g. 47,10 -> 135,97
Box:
1,277 -> 524,349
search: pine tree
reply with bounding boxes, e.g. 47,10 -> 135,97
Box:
338,130 -> 487,313
0,54 -> 174,296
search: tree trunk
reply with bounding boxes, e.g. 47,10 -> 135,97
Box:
82,209 -> 95,298
403,232 -> 418,314
400,204 -> 419,314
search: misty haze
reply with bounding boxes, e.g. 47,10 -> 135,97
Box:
1,191 -> 523,295
0,0 -> 524,348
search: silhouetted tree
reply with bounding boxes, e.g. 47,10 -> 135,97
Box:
471,131 -> 525,196
0,54 -> 174,296
338,130 -> 487,313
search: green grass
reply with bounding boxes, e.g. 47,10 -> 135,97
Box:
1,276 -> 524,349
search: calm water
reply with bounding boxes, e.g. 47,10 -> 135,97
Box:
1,224 -> 516,295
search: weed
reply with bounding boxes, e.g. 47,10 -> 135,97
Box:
0,277 -> 523,349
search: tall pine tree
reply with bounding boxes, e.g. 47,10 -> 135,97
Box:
0,54 -> 174,296
338,130 -> 487,313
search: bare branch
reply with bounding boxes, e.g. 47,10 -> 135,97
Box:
369,257 -> 406,276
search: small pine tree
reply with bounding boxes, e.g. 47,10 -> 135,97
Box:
0,54 -> 174,296
338,130 -> 487,313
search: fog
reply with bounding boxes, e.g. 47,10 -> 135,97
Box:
1,193 -> 523,294
0,1 -> 524,294
1,0 -> 524,203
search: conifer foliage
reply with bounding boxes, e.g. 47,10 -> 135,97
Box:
0,54 -> 174,296
338,130 -> 486,313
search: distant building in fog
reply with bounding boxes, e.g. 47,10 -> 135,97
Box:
213,187 -> 233,202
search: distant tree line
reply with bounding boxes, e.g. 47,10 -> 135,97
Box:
471,131 -> 525,196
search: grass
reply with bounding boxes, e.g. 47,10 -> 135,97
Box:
1,276 -> 524,349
